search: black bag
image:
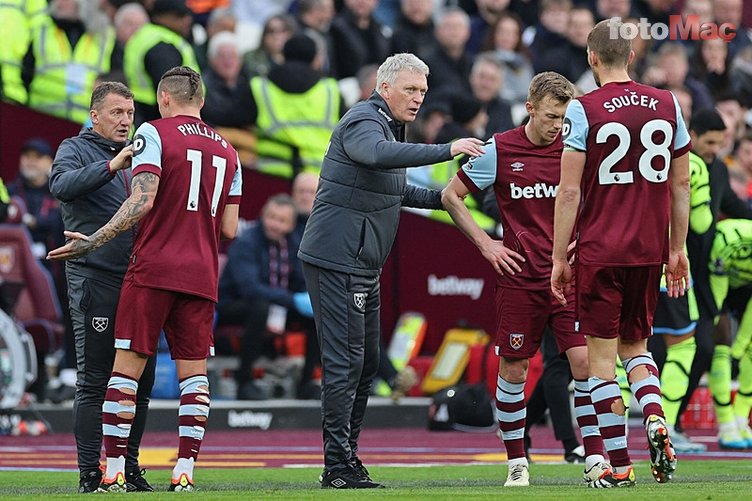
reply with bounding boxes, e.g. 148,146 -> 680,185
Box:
428,383 -> 496,432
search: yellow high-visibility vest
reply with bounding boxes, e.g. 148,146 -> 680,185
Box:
0,0 -> 49,104
251,76 -> 340,179
123,23 -> 200,106
28,16 -> 115,123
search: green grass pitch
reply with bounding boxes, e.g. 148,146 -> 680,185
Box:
0,460 -> 748,499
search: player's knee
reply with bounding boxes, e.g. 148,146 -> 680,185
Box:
568,355 -> 589,379
500,357 -> 528,382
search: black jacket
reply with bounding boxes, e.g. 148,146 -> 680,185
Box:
49,129 -> 133,283
298,91 -> 453,276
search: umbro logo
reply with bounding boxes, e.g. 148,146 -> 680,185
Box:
330,478 -> 347,488
511,161 -> 525,172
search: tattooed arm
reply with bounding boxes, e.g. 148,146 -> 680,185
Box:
47,172 -> 160,261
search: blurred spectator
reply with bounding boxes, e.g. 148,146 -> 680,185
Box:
734,132 -> 752,202
390,0 -> 436,60
187,0 -> 229,27
202,31 -> 256,165
593,0 -> 631,21
436,96 -> 488,156
509,0 -> 542,27
194,7 -> 237,69
534,6 -> 593,83
231,0 -> 287,32
469,52 -> 515,137
8,138 -> 63,259
22,0 -> 115,124
100,0 -> 133,22
423,7 -> 473,95
0,0 -> 46,104
728,165 -> 749,201
9,137 -> 71,403
356,63 -> 378,102
243,13 -> 296,78
622,17 -> 653,80
297,0 -> 336,76
682,0 -> 713,24
123,0 -> 200,126
467,0 -> 511,56
250,33 -> 343,178
291,171 -> 318,238
482,11 -> 534,106
690,38 -> 733,100
112,3 -> 149,73
217,194 -> 317,400
631,0 -> 677,25
642,42 -> 714,114
525,0 -> 571,69
715,92 -> 747,159
713,0 -> 752,59
668,85 -> 693,125
407,99 -> 450,144
716,92 -> 747,158
329,0 -> 392,79
428,95 -> 496,232
730,46 -> 752,108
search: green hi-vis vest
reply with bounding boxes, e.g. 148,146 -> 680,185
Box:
428,152 -> 497,233
123,23 -> 199,106
250,76 -> 340,179
0,0 -> 45,104
27,16 -> 114,124
689,151 -> 712,235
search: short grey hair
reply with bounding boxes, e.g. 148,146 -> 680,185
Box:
472,52 -> 503,75
376,53 -> 429,95
114,2 -> 148,30
208,31 -> 239,61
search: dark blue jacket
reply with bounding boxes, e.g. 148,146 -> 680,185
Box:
218,221 -> 307,309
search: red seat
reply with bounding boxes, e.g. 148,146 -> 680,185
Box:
0,224 -> 64,354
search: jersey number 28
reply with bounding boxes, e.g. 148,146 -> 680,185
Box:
597,119 -> 673,185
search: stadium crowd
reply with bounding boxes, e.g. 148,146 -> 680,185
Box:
2,0 -> 752,491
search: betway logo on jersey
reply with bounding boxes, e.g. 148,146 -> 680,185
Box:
428,274 -> 484,300
509,182 -> 558,199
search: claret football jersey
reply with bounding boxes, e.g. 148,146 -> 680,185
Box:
128,115 -> 243,301
457,125 -> 564,290
563,81 -> 691,266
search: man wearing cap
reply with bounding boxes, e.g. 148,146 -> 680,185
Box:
49,81 -> 156,493
250,32 -> 343,179
9,138 -> 62,258
123,0 -> 199,126
8,137 -> 65,402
